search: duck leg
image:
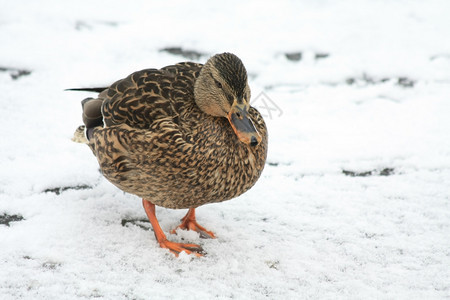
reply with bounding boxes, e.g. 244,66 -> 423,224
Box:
142,199 -> 203,257
171,208 -> 216,239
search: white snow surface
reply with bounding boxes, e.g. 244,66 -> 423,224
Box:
1,0 -> 450,299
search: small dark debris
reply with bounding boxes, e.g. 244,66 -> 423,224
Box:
346,78 -> 356,85
397,77 -> 415,88
121,218 -> 151,231
265,260 -> 280,270
44,184 -> 92,195
346,74 -> 415,88
0,213 -> 24,226
342,170 -> 373,177
364,232 -> 377,239
0,67 -> 32,80
342,168 -> 395,177
266,161 -> 292,167
346,74 -> 380,86
315,53 -> 329,60
42,261 -> 61,270
379,168 -> 395,176
285,52 -> 302,61
159,47 -> 204,60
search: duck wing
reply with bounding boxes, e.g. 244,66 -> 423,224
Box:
101,62 -> 203,130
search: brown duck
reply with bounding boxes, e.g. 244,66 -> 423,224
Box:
72,53 -> 268,256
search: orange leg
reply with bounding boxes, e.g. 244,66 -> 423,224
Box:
170,208 -> 216,239
142,199 -> 203,257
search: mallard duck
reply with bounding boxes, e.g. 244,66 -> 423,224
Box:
73,53 -> 268,256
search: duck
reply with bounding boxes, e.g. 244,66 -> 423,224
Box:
72,53 -> 268,257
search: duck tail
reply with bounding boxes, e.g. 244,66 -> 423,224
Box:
65,87 -> 107,93
72,125 -> 88,143
72,97 -> 104,143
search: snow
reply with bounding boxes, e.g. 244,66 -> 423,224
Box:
1,0 -> 450,299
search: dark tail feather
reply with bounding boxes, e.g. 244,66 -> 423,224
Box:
66,87 -> 107,93
81,98 -> 104,140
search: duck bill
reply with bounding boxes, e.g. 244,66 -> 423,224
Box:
227,102 -> 262,146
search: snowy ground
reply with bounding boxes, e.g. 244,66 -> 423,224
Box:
1,0 -> 450,299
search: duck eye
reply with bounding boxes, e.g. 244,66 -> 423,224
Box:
215,80 -> 222,89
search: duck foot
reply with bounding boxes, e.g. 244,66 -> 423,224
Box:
159,238 -> 204,257
142,199 -> 204,257
171,208 -> 216,239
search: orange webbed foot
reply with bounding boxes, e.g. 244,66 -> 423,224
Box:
170,208 -> 216,239
158,238 -> 204,257
142,200 -> 205,257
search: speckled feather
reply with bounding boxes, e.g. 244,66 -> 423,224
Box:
83,60 -> 267,209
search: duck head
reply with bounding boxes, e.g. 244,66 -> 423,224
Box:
194,53 -> 262,147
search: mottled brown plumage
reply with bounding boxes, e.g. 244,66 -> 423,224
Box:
74,53 -> 267,256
